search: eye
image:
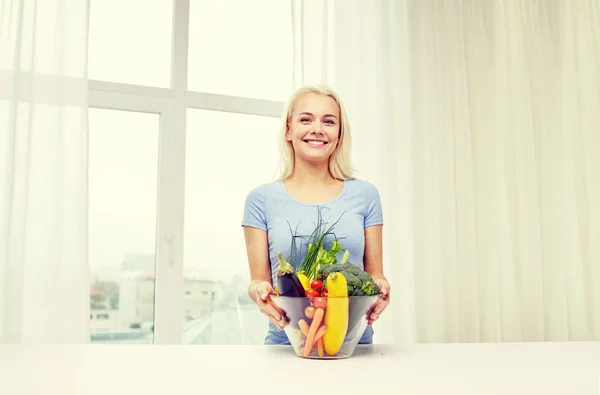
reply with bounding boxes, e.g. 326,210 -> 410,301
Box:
324,119 -> 336,124
300,117 -> 311,122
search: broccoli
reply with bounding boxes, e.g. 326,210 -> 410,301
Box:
318,268 -> 361,295
343,273 -> 362,295
315,263 -> 342,281
354,280 -> 380,296
316,261 -> 380,296
340,262 -> 361,276
356,270 -> 374,284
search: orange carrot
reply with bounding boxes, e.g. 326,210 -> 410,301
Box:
303,308 -> 324,356
313,325 -> 328,343
298,319 -> 310,337
317,337 -> 324,358
307,326 -> 327,355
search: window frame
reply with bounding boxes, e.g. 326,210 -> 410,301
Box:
88,0 -> 286,344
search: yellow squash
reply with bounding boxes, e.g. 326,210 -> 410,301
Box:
322,272 -> 349,356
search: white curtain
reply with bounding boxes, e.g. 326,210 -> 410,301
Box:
292,0 -> 600,345
0,0 -> 91,343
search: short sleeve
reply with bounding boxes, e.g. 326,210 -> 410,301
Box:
364,183 -> 383,227
242,186 -> 268,231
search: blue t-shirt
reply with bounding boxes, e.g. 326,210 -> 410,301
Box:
241,178 -> 383,345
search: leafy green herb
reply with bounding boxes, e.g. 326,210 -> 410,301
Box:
297,207 -> 347,281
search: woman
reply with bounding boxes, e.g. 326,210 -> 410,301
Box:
241,84 -> 390,345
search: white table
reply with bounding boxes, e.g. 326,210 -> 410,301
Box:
1,342 -> 599,395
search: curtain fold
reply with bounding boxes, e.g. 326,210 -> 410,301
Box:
0,0 -> 91,343
292,0 -> 600,344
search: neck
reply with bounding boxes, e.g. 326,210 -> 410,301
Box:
288,158 -> 335,186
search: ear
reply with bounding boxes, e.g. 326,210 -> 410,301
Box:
286,125 -> 292,141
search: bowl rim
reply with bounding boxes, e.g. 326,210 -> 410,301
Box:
271,294 -> 380,300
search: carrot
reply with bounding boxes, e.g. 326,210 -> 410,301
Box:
313,325 -> 328,343
317,338 -> 324,358
298,319 -> 310,337
303,307 -> 324,356
303,325 -> 327,354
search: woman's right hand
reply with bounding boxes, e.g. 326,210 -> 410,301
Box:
254,281 -> 289,331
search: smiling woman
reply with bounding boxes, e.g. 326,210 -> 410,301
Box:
241,84 -> 391,347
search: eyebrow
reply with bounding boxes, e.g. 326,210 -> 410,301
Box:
298,112 -> 338,120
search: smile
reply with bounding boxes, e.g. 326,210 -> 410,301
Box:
303,140 -> 329,147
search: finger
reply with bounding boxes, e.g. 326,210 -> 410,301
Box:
260,311 -> 285,330
260,309 -> 282,325
368,315 -> 379,325
270,315 -> 287,330
377,290 -> 391,304
365,305 -> 376,319
368,300 -> 383,315
261,303 -> 282,321
367,307 -> 382,320
373,279 -> 390,296
368,301 -> 389,320
378,283 -> 390,296
263,294 -> 286,317
256,285 -> 288,327
256,282 -> 274,301
369,308 -> 379,320
367,313 -> 379,325
262,302 -> 289,328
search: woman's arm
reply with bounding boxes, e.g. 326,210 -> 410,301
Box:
243,226 -> 273,302
363,224 -> 390,325
243,226 -> 288,329
364,224 -> 385,280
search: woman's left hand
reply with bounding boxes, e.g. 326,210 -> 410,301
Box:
366,277 -> 391,326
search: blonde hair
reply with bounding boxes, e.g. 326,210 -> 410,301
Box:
276,84 -> 355,181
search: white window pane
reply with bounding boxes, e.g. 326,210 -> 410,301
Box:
187,0 -> 294,101
183,109 -> 281,345
88,0 -> 173,87
89,108 -> 159,344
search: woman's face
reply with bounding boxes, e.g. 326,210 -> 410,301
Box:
286,93 -> 341,165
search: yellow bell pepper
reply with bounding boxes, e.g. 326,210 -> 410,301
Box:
297,272 -> 310,291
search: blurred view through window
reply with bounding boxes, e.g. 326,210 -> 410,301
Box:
88,109 -> 159,344
182,109 -> 280,344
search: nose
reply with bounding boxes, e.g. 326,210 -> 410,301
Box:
311,123 -> 324,134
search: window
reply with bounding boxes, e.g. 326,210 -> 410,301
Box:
88,0 -> 293,345
187,0 -> 293,101
88,108 -> 159,344
88,0 -> 174,87
182,109 -> 281,345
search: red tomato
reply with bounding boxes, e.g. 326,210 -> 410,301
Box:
305,289 -> 319,298
312,296 -> 327,310
321,290 -> 328,297
310,280 -> 323,292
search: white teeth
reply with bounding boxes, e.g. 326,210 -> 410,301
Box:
307,141 -> 325,146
